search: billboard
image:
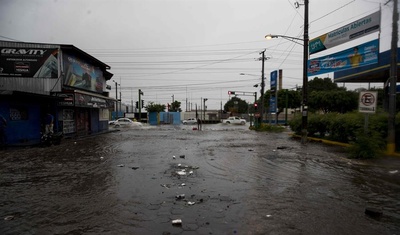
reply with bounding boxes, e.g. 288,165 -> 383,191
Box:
309,11 -> 380,55
63,53 -> 105,93
308,39 -> 379,76
0,47 -> 59,78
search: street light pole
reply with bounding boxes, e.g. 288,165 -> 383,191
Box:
265,0 -> 309,144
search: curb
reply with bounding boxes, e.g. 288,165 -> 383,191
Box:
290,133 -> 400,157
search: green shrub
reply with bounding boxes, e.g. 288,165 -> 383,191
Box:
288,115 -> 302,135
288,111 -> 394,156
308,113 -> 328,137
250,123 -> 285,132
348,130 -> 385,159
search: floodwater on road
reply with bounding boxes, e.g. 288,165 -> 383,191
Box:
1,124 -> 399,235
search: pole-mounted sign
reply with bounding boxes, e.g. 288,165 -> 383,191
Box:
359,91 -> 377,113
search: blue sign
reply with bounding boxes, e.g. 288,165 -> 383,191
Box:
308,39 -> 379,76
269,97 -> 277,113
270,70 -> 277,90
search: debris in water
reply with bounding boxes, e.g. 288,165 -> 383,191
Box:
266,214 -> 272,218
365,207 -> 383,219
180,155 -> 185,159
4,215 -> 14,221
172,219 -> 182,226
176,170 -> 186,176
389,170 -> 398,174
187,201 -> 195,206
131,166 -> 139,170
175,194 -> 185,200
117,164 -> 124,167
173,155 -> 176,159
277,146 -> 288,150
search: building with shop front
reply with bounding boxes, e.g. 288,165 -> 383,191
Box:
0,40 -> 114,146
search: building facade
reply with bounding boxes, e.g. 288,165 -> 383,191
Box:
0,41 -> 114,145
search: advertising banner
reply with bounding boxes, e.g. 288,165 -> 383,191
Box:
0,47 -> 58,78
63,53 -> 105,93
308,39 -> 379,76
309,11 -> 380,55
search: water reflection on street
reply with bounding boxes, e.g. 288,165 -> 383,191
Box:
1,124 -> 399,234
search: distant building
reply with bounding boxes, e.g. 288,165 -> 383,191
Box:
0,40 -> 114,145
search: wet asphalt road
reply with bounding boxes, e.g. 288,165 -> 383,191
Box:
1,124 -> 400,235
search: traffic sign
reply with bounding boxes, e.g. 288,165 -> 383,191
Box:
359,91 -> 377,113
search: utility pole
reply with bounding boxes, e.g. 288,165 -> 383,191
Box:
388,0 -> 398,154
203,98 -> 208,120
260,50 -> 266,125
119,91 -> 122,117
301,0 -> 309,144
114,80 -> 119,119
138,89 -> 144,122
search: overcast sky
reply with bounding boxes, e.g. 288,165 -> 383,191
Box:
0,0 -> 396,110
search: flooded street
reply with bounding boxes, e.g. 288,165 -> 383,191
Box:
1,124 -> 399,235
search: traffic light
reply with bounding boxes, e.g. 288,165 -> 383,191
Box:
135,101 -> 139,107
141,100 -> 144,107
228,91 -> 235,95
254,103 -> 258,110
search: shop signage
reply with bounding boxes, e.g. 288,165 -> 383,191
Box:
0,47 -> 59,78
57,93 -> 75,106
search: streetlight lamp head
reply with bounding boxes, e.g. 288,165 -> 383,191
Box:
265,34 -> 277,40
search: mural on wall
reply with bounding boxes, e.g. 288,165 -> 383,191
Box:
0,47 -> 58,78
63,53 -> 105,93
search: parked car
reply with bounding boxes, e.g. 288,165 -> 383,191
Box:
110,118 -> 142,128
222,116 -> 246,125
182,118 -> 198,125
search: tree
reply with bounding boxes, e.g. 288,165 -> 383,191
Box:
308,90 -> 358,113
263,89 -> 301,114
145,102 -> 166,113
223,97 -> 248,114
308,77 -> 345,92
169,101 -> 182,112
